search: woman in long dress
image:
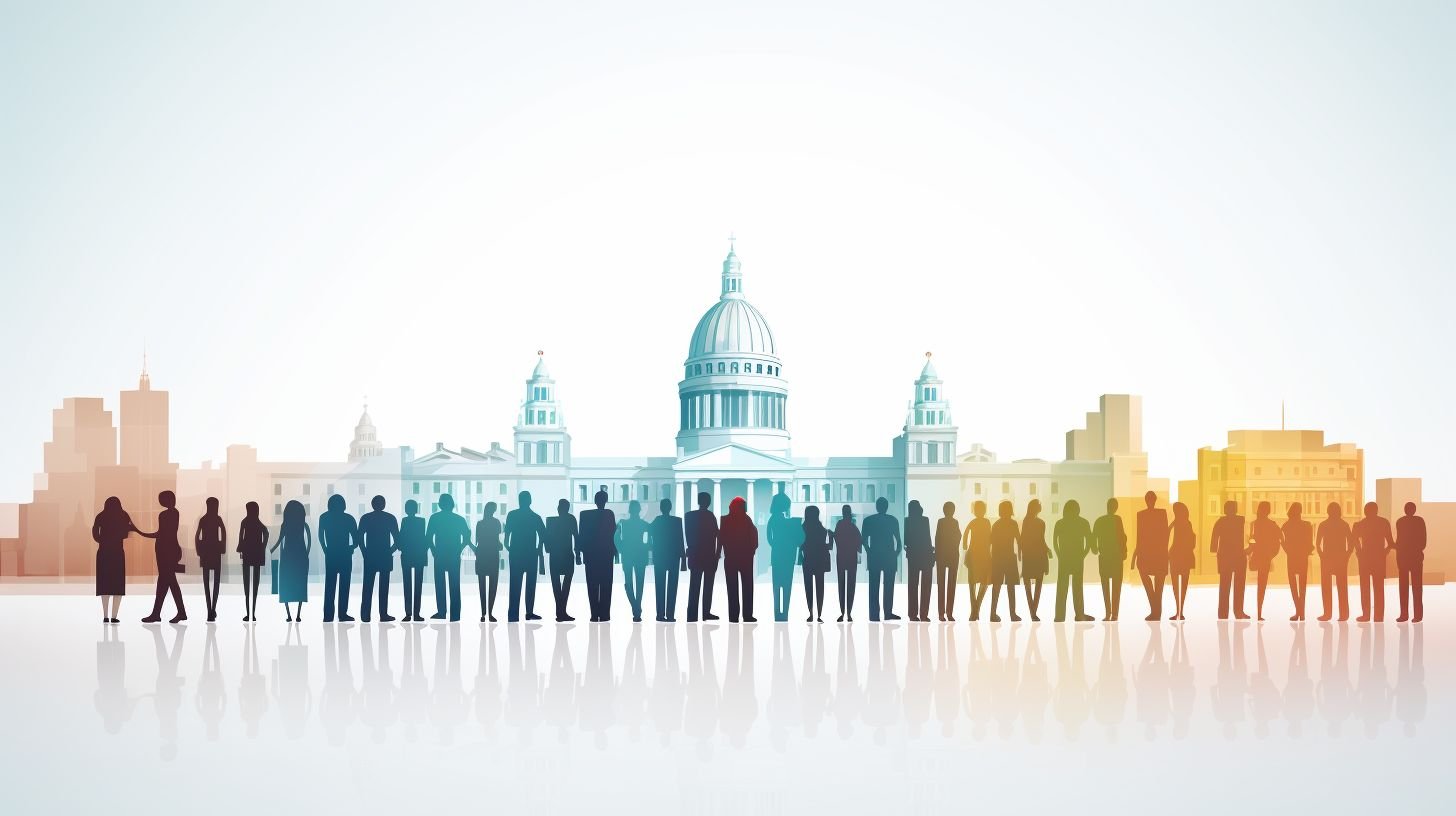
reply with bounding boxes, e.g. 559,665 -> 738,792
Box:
1019,500 -> 1050,621
270,500 -> 312,622
236,501 -> 269,622
989,500 -> 1022,622
1168,502 -> 1196,621
799,505 -> 831,623
92,496 -> 135,623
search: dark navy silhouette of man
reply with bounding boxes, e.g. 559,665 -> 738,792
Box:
358,495 -> 400,622
427,494 -> 471,622
504,491 -> 547,622
545,498 -> 580,622
862,497 -> 902,621
685,491 -> 721,622
319,494 -> 359,623
399,500 -> 428,621
579,490 -> 618,622
650,498 -> 687,622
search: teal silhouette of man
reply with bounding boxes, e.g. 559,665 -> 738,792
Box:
1053,500 -> 1094,622
399,500 -> 428,621
650,498 -> 686,622
358,495 -> 400,622
862,497 -> 902,622
505,491 -> 547,622
319,494 -> 359,623
426,494 -> 471,622
617,500 -> 652,622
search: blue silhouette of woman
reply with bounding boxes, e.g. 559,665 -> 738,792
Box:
270,500 -> 312,622
766,493 -> 803,622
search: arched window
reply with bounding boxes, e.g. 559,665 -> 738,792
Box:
620,485 -> 630,502
802,484 -> 811,501
640,484 -> 650,501
866,485 -> 876,502
822,484 -> 831,502
730,362 -> 739,374
717,362 -> 726,374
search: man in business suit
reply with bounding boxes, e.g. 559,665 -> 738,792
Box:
504,491 -> 547,622
426,493 -> 471,622
1210,500 -> 1249,621
685,491 -> 721,622
358,495 -> 400,622
319,494 -> 359,623
579,490 -> 618,622
650,497 -> 687,622
862,496 -> 902,622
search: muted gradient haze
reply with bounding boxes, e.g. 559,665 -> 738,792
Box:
2,1 -> 1453,500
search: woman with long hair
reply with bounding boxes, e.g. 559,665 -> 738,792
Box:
236,501 -> 270,621
766,492 -> 803,622
800,505 -> 831,623
1019,500 -> 1049,621
270,500 -> 311,622
1168,502 -> 1196,620
92,496 -> 135,623
1282,503 -> 1313,621
474,501 -> 503,622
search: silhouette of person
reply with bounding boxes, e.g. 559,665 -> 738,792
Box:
650,498 -> 686,622
504,491 -> 547,622
766,492 -> 803,622
685,491 -> 721,622
1248,500 -> 1284,621
989,500 -> 1022,622
358,495 -> 400,622
800,505 -> 831,623
269,499 -> 311,622
903,500 -> 933,622
545,498 -> 580,622
579,490 -> 618,622
863,496 -> 902,622
92,496 -> 134,623
1168,501 -> 1196,621
1052,500 -> 1093,622
961,500 -> 992,621
1210,500 -> 1249,621
1092,498 -> 1127,622
616,499 -> 652,622
1316,502 -> 1354,622
138,490 -> 187,624
236,501 -> 269,622
833,505 -> 862,622
934,502 -> 962,621
1282,502 -> 1314,621
194,496 -> 227,622
720,495 -> 758,623
472,502 -> 503,622
1019,500 -> 1050,622
319,493 -> 359,623
426,494 -> 471,622
398,499 -> 428,621
1134,491 -> 1169,622
1394,502 -> 1426,623
1351,501 -> 1394,623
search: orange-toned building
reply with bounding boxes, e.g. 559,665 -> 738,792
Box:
1178,429 -> 1363,580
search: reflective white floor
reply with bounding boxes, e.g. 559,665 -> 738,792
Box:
0,584 -> 1447,814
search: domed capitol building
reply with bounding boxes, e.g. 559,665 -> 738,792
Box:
155,244 -> 1164,576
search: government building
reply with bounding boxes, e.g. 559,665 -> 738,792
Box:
18,245 -> 1166,578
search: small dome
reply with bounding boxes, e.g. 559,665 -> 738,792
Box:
687,298 -> 777,359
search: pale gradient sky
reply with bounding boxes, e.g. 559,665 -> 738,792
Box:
2,1 -> 1453,501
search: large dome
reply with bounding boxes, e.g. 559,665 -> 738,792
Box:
688,298 -> 777,358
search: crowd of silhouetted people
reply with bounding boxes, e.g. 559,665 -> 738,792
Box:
92,489 -> 1429,626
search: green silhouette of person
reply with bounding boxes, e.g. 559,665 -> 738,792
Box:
1053,500 -> 1094,623
1092,498 -> 1127,622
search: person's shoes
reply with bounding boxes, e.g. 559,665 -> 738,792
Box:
361,615 -> 372,623
1234,614 -> 1250,621
704,613 -> 720,621
526,614 -> 542,621
1356,615 -> 1370,623
729,617 -> 740,624
947,616 -> 955,622
1397,614 -> 1409,622
1413,615 -> 1423,623
1076,615 -> 1094,622
837,615 -> 845,622
170,613 -> 187,624
1010,615 -> 1022,622
286,614 -> 293,623
430,612 -> 447,620
633,615 -> 642,623
480,615 -> 487,622
206,613 -> 216,623
1031,615 -> 1041,622
1374,616 -> 1384,623
1054,617 -> 1066,623
323,616 -> 334,623
378,614 -> 395,622
990,614 -> 1002,623
508,616 -> 519,623
559,615 -> 575,623
1146,614 -> 1159,621
1291,614 -> 1301,622
488,616 -> 498,623
340,614 -> 356,623
885,613 -> 900,621
1338,615 -> 1349,622
1257,615 -> 1265,622
1317,614 -> 1332,622
686,616 -> 698,623
807,615 -> 815,623
847,615 -> 854,622
740,616 -> 752,623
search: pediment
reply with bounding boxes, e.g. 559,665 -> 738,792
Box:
675,444 -> 796,473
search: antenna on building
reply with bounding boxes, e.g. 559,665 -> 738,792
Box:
1281,400 -> 1285,431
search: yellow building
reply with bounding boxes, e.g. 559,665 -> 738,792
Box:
1178,430 -> 1362,580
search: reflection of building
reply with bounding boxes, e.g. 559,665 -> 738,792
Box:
21,245 -> 1165,579
1377,478 -> 1454,584
1178,430 -> 1363,579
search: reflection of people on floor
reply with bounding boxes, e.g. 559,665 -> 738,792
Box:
1052,624 -> 1091,740
1247,626 -> 1279,738
196,625 -> 227,739
1395,625 -> 1425,735
1211,621 -> 1249,738
1169,624 -> 1196,740
1135,624 -> 1170,739
1317,623 -> 1352,736
149,623 -> 187,759
801,628 -> 830,737
360,623 -> 397,742
238,624 -> 268,738
320,622 -> 356,745
1283,624 -> 1313,738
94,626 -> 134,734
1355,624 -> 1390,737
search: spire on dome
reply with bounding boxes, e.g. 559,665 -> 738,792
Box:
720,234 -> 744,299
919,351 -> 938,380
532,349 -> 550,379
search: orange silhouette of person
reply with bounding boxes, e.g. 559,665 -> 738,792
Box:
1351,502 -> 1394,623
1282,503 -> 1314,621
1394,502 -> 1426,623
1316,502 -> 1354,622
1134,491 -> 1169,622
1248,501 -> 1284,621
1167,502 -> 1196,621
1210,500 -> 1248,621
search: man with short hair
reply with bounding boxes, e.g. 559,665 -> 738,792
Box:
1352,502 -> 1394,623
1394,502 -> 1426,623
862,497 -> 903,622
649,498 -> 686,622
685,491 -> 721,622
319,494 -> 359,623
1210,500 -> 1248,621
427,493 -> 471,622
504,491 -> 547,622
358,495 -> 400,622
580,490 -> 618,622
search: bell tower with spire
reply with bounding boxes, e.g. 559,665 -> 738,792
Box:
514,351 -> 571,467
896,352 -> 958,468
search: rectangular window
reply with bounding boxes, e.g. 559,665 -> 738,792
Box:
1051,502 -> 1059,515
620,485 -> 630,502
327,484 -> 334,496
1254,467 -> 1262,476
975,483 -> 982,495
1210,500 -> 1218,514
433,482 -> 441,493
357,484 -> 365,495
579,484 -> 588,502
1001,481 -> 1010,494
1051,482 -> 1060,495
887,484 -> 896,502
1029,483 -> 1037,496
476,481 -> 483,492
432,502 -> 439,514
274,503 -> 282,516
1211,467 -> 1220,480
500,483 -> 508,495
412,482 -> 420,495
303,484 -> 311,496
273,483 -> 282,496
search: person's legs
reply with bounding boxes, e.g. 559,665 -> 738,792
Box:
665,567 -> 679,619
1255,569 -> 1269,619
323,565 -> 338,621
1071,570 -> 1086,619
990,578 -> 1003,622
868,567 -> 882,621
508,564 -> 524,622
881,568 -> 895,618
1412,564 -> 1424,621
725,566 -> 742,622
412,566 -> 425,619
908,566 -> 922,620
377,570 -> 391,619
166,571 -> 186,619
1055,571 -> 1070,622
1232,568 -> 1246,618
361,568 -> 376,621
1335,568 -> 1349,621
1111,574 -> 1121,620
486,572 -> 499,619
1006,579 -> 1019,620
479,572 -> 489,620
433,560 -> 447,619
814,572 -> 825,618
249,565 -> 262,619
1218,569 -> 1232,620
686,569 -> 703,621
524,567 -> 539,618
448,567 -> 462,621
1372,562 -> 1385,622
